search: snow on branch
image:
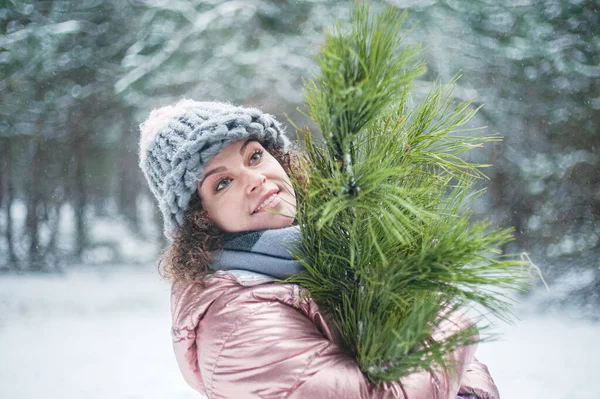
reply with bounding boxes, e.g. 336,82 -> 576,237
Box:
114,0 -> 257,94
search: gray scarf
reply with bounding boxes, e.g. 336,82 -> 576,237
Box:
209,226 -> 304,280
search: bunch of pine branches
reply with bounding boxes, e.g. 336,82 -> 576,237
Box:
288,3 -> 530,383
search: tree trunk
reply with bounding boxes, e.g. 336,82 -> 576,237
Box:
118,109 -> 139,231
69,101 -> 93,262
26,134 -> 43,271
42,201 -> 63,272
72,133 -> 87,260
2,139 -> 19,270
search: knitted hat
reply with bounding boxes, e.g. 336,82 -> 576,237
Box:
139,99 -> 291,240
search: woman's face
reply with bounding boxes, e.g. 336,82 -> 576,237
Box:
197,139 -> 297,233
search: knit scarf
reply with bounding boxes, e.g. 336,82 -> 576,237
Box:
209,225 -> 304,280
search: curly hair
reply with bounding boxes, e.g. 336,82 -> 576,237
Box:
159,145 -> 304,283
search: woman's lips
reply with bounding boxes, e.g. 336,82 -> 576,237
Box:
253,192 -> 281,214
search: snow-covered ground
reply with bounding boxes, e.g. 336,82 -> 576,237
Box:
1,266 -> 598,399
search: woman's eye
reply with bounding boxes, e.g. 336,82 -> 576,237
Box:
249,150 -> 263,165
215,177 -> 231,192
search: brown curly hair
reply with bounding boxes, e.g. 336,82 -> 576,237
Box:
159,145 -> 304,283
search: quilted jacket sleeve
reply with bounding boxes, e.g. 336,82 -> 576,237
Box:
194,279 -> 498,399
458,357 -> 500,399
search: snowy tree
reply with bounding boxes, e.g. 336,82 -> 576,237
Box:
419,0 -> 600,307
0,0 -> 142,270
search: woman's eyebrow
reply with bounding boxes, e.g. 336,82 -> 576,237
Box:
239,138 -> 258,155
199,166 -> 226,187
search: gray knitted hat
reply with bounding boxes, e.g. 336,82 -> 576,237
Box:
139,99 -> 291,240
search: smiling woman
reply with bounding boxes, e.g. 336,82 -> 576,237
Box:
138,99 -> 500,399
138,100 -> 299,282
197,138 -> 297,233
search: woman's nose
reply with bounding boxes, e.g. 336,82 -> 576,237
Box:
242,169 -> 266,194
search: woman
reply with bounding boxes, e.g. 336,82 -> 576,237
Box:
139,99 -> 500,399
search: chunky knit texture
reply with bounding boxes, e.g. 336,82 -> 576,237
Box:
139,99 -> 291,240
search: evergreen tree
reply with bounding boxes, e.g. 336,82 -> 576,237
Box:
289,4 -> 530,383
0,0 -> 142,270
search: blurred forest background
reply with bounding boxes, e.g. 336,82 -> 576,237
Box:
0,0 -> 598,314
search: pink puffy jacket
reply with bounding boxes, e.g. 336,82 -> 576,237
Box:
171,270 -> 500,399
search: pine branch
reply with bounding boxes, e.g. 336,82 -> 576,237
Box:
289,3 -> 531,383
